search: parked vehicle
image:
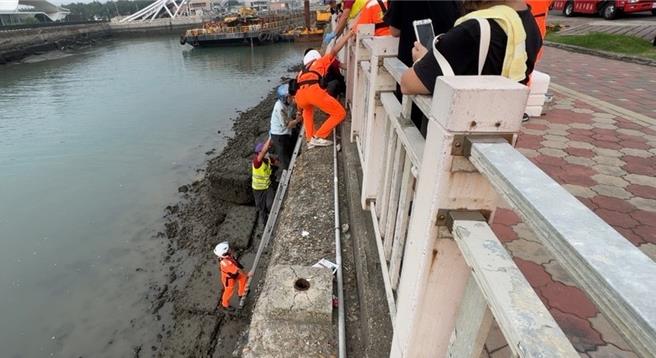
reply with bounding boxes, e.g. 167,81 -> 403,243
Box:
552,0 -> 656,19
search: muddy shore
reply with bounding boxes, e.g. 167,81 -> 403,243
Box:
0,27 -> 111,64
140,84 -> 287,357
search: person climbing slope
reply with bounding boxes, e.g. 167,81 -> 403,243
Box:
293,30 -> 354,148
270,84 -> 300,171
252,138 -> 276,224
215,241 -> 251,313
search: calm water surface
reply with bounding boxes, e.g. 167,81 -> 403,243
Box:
0,36 -> 300,357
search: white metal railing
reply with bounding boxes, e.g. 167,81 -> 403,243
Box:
342,25 -> 656,358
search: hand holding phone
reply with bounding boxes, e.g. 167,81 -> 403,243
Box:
413,19 -> 435,50
412,41 -> 429,63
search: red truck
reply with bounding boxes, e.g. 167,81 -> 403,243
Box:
552,0 -> 656,19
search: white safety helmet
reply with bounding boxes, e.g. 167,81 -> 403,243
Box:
303,50 -> 321,65
214,241 -> 229,258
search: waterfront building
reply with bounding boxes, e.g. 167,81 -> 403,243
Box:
244,0 -> 269,12
0,0 -> 69,25
186,0 -> 213,16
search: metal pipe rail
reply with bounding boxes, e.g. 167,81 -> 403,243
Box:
469,139 -> 656,356
341,26 -> 656,357
333,130 -> 346,358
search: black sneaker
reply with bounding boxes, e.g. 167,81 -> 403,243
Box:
220,306 -> 237,315
522,113 -> 530,122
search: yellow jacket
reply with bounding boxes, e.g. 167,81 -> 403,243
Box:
252,160 -> 272,190
455,5 -> 528,82
348,0 -> 368,19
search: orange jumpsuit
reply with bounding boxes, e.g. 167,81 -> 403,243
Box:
353,0 -> 390,36
295,54 -> 346,140
219,255 -> 247,308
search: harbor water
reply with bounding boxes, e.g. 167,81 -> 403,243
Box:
0,35 -> 301,357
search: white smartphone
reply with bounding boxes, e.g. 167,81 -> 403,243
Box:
413,19 -> 435,49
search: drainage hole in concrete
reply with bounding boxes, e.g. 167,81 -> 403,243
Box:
294,278 -> 310,291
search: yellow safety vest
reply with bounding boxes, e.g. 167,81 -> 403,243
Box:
454,5 -> 528,82
348,0 -> 367,19
252,160 -> 272,190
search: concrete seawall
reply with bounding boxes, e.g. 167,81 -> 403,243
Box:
109,17 -> 204,36
244,144 -> 338,357
0,23 -> 111,64
243,124 -> 393,356
0,18 -> 205,63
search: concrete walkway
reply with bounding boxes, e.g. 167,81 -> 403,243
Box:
482,47 -> 656,357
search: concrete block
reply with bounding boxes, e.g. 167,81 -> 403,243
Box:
217,205 -> 257,249
178,260 -> 219,312
526,94 -> 546,107
208,169 -> 253,205
529,70 -> 551,94
253,265 -> 333,324
160,315 -> 217,357
432,76 -> 529,133
243,320 -> 336,358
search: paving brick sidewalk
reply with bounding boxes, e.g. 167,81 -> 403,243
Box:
481,49 -> 656,357
556,21 -> 656,42
539,47 -> 656,120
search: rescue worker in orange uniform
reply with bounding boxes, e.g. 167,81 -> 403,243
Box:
527,0 -> 552,62
295,31 -> 354,148
352,0 -> 390,37
214,241 -> 251,313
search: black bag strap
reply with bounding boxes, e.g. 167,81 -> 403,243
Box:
376,0 -> 387,14
297,79 -> 320,86
296,60 -> 324,87
374,22 -> 389,30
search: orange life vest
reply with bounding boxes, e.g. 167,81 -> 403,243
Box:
219,255 -> 243,287
355,0 -> 390,36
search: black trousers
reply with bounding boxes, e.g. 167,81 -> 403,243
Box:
325,68 -> 346,98
253,187 -> 274,224
271,134 -> 294,171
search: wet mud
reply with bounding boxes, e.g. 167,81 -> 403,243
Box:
0,32 -> 111,65
141,88 -> 281,357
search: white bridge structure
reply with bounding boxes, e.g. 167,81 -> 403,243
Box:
343,24 -> 656,357
119,0 -> 188,23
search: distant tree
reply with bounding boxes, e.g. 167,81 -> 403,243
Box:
63,0 -> 154,21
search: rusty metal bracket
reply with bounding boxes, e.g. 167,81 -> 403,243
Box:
436,209 -> 490,232
451,134 -> 514,157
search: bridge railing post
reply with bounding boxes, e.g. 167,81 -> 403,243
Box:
358,36 -> 398,210
345,25 -> 373,144
390,76 -> 529,357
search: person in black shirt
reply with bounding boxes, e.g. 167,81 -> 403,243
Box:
401,0 -> 542,95
383,0 -> 462,67
383,0 -> 461,136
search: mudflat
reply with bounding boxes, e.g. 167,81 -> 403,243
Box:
145,88 -> 280,357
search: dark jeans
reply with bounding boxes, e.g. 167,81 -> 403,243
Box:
271,133 -> 294,171
325,68 -> 345,98
253,187 -> 274,224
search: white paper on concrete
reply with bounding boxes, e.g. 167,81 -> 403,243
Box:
313,259 -> 338,274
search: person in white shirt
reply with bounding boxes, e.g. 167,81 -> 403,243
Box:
270,84 -> 300,170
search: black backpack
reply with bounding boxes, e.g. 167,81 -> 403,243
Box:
288,60 -> 326,96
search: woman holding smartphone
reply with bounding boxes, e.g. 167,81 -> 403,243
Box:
400,0 -> 542,95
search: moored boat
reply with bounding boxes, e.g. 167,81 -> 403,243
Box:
180,9 -> 305,47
